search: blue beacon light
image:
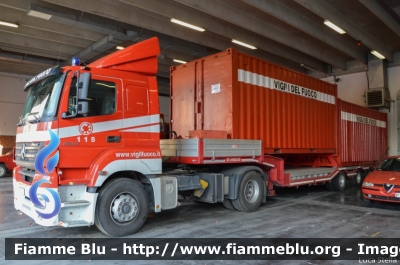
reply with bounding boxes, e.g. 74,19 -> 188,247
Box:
72,57 -> 80,66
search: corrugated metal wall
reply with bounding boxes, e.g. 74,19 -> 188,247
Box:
171,49 -> 338,154
338,99 -> 388,165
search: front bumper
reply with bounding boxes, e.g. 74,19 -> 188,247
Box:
13,179 -> 98,227
361,186 -> 400,203
13,179 -> 60,226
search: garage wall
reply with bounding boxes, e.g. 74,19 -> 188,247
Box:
0,73 -> 28,136
159,96 -> 170,123
321,72 -> 368,107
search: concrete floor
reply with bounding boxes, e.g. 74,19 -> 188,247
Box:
1,173 -> 400,265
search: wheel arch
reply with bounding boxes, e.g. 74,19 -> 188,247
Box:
220,165 -> 267,202
93,170 -> 155,212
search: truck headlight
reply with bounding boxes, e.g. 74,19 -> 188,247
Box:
362,182 -> 374,187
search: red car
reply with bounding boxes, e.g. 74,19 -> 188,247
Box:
0,149 -> 16,178
362,156 -> 400,203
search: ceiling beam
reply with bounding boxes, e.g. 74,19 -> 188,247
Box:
0,32 -> 79,59
42,0 -> 308,73
0,3 -> 104,42
242,0 -> 367,65
0,51 -> 58,65
121,0 -> 327,72
294,0 -> 394,62
359,0 -> 400,39
174,0 -> 346,69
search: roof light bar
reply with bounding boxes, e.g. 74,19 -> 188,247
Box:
170,18 -> 205,32
371,50 -> 385,60
231,39 -> 257,50
324,20 -> 346,34
116,46 -> 125,50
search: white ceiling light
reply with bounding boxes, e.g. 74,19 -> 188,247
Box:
170,18 -> 205,32
371,50 -> 385,59
232,39 -> 257,50
116,46 -> 124,50
173,59 -> 187,64
27,9 -> 52,20
0,20 -> 18,28
324,20 -> 346,34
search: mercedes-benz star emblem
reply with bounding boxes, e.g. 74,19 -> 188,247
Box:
20,144 -> 26,160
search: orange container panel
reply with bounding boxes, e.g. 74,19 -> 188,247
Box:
170,49 -> 338,155
338,99 -> 388,166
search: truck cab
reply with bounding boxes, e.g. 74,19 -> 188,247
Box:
13,37 -> 164,236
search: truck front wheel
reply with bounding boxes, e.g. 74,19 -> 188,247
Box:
95,178 -> 149,237
232,171 -> 264,212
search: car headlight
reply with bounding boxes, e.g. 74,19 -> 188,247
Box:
362,182 -> 374,187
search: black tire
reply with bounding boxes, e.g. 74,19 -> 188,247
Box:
232,171 -> 264,212
95,178 -> 149,237
0,164 -> 7,178
222,199 -> 236,210
350,171 -> 363,187
332,173 -> 346,191
325,181 -> 333,191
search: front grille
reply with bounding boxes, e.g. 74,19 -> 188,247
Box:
15,142 -> 44,170
370,195 -> 400,201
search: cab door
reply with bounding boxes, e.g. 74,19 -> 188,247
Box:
57,71 -> 123,184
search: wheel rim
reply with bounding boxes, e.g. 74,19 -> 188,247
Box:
110,193 -> 139,223
244,179 -> 260,203
339,175 -> 345,188
0,167 -> 5,176
356,172 -> 362,184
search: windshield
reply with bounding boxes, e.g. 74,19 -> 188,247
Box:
377,158 -> 400,171
21,73 -> 64,123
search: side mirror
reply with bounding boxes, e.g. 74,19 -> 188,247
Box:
63,71 -> 91,118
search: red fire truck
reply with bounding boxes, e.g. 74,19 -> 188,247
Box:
13,37 -> 387,236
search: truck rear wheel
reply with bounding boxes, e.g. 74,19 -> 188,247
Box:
232,171 -> 264,212
0,164 -> 6,178
222,199 -> 236,210
332,173 -> 346,191
95,178 -> 149,237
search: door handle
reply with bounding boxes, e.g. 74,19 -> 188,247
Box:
107,136 -> 120,143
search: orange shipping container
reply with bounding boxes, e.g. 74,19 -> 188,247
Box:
338,99 -> 388,166
170,48 -> 338,155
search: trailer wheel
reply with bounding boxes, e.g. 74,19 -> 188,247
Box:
325,181 -> 333,191
350,171 -> 362,187
0,164 -> 6,178
332,173 -> 346,191
222,199 -> 236,210
95,178 -> 149,237
232,171 -> 264,212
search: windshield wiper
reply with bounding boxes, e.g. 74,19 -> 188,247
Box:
27,112 -> 40,123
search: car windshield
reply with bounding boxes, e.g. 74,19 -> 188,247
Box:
21,73 -> 64,123
377,158 -> 400,171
